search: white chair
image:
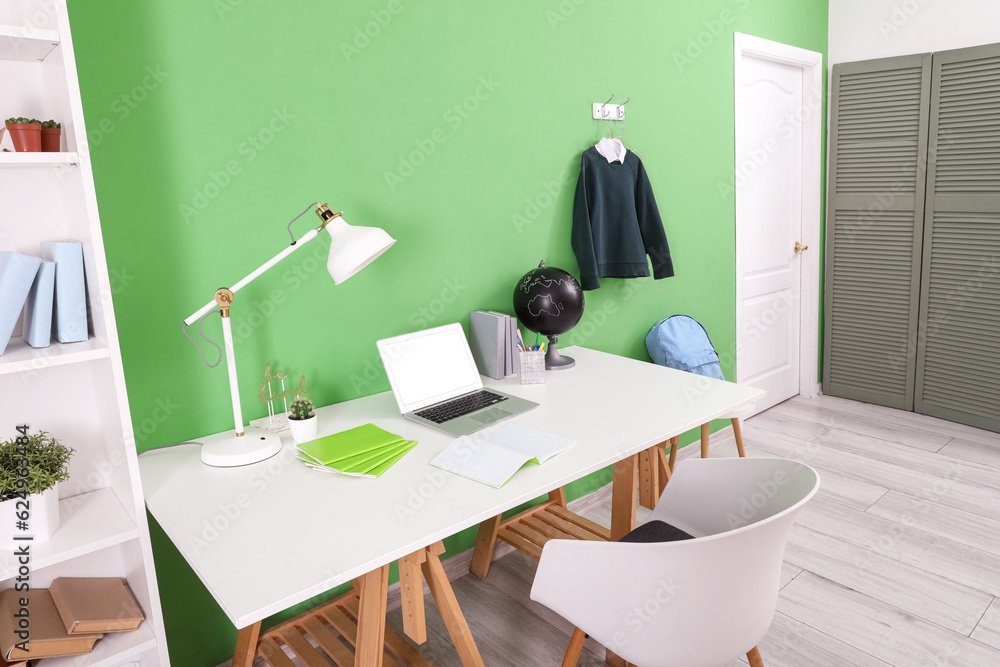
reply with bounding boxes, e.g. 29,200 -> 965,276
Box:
530,457 -> 820,667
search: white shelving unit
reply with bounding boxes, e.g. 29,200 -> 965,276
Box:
0,1 -> 168,665
0,151 -> 79,167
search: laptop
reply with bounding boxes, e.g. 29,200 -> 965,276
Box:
376,323 -> 539,436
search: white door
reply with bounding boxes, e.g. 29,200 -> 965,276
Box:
734,35 -> 822,414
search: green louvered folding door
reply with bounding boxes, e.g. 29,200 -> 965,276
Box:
914,44 -> 1000,431
823,55 -> 932,409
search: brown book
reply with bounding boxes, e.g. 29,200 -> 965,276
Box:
0,589 -> 102,660
49,578 -> 145,634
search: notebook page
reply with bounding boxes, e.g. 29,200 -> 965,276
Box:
430,424 -> 575,487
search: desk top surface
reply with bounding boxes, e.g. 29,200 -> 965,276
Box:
138,346 -> 764,628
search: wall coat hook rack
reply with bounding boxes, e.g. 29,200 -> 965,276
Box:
592,94 -> 627,120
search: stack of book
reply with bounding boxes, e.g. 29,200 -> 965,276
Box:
297,423 -> 417,478
0,241 -> 88,355
468,310 -> 520,380
0,578 -> 144,661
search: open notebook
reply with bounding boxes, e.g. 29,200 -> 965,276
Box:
430,423 -> 575,488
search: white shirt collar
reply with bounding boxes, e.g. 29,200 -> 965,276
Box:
595,137 -> 627,164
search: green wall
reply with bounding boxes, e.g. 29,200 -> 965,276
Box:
68,1 -> 827,664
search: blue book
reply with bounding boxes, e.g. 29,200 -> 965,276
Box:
40,241 -> 88,343
22,259 -> 55,348
0,251 -> 42,355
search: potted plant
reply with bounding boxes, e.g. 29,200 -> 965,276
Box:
0,430 -> 74,548
287,397 -> 318,443
41,119 -> 61,152
3,117 -> 42,152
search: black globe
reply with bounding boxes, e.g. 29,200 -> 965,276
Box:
513,261 -> 585,336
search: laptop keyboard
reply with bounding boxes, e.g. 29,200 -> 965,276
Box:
415,390 -> 509,424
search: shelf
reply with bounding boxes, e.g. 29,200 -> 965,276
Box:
0,487 -> 139,580
41,621 -> 156,667
0,23 -> 59,62
0,152 -> 79,168
0,337 -> 110,376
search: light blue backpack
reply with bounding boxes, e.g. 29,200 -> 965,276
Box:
645,314 -> 725,381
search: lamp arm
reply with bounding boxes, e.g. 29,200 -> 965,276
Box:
182,223 -> 322,439
183,227 -> 321,326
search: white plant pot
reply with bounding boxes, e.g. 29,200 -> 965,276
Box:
287,416 -> 318,444
0,483 -> 60,550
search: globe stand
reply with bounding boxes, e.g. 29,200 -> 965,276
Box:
544,334 -> 575,370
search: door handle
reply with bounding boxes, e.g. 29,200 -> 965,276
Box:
794,242 -> 808,254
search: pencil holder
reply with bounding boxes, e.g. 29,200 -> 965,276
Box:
518,349 -> 546,384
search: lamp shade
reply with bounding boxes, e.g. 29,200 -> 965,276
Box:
324,215 -> 396,284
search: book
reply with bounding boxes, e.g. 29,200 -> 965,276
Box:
0,589 -> 103,660
490,311 -> 513,376
430,423 -> 575,488
488,311 -> 521,377
303,439 -> 418,478
21,258 -> 55,348
487,311 -> 517,377
0,251 -> 42,355
40,240 -> 88,343
468,310 -> 505,380
49,577 -> 145,634
297,423 -> 417,478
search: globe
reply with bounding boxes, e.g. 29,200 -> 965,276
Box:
513,261 -> 585,369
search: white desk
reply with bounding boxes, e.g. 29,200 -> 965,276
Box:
138,347 -> 764,664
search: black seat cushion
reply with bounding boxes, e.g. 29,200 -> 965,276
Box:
618,520 -> 695,544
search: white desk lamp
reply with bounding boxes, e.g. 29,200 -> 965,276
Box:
183,203 -> 395,467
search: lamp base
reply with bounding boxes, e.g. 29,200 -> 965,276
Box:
199,426 -> 283,467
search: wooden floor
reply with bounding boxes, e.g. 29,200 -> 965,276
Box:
225,394 -> 1000,666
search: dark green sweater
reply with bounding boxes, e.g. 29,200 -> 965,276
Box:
571,146 -> 673,290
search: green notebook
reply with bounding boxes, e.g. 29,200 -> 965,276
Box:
297,423 -> 416,478
304,439 -> 417,478
298,423 -> 405,465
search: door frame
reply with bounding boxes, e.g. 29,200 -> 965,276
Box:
734,32 -> 823,401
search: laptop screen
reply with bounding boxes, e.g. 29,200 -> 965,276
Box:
377,323 -> 484,413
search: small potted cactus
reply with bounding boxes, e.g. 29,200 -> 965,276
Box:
40,119 -> 61,152
4,117 -> 42,152
287,396 -> 317,443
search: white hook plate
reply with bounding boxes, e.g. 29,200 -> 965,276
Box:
592,103 -> 625,120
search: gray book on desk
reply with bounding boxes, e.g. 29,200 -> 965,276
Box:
469,310 -> 505,380
487,311 -> 512,377
488,311 -> 518,377
490,310 -> 517,377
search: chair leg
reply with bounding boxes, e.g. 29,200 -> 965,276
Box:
667,435 -> 678,472
700,423 -> 710,458
747,645 -> 765,666
562,627 -> 586,667
732,417 -> 747,457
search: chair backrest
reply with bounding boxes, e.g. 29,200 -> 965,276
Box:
530,457 -> 819,667
645,314 -> 724,380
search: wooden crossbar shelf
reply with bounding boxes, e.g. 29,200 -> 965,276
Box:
258,588 -> 432,667
497,501 -> 611,559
